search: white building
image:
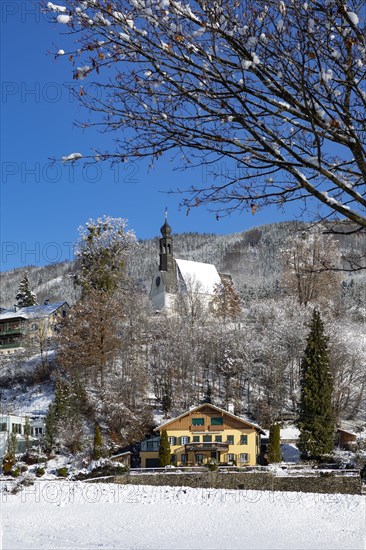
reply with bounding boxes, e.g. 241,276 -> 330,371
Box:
150,216 -> 222,312
0,413 -> 45,457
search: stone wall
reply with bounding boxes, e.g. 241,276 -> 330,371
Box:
110,471 -> 361,495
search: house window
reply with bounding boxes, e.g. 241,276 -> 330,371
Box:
195,454 -> 204,464
240,435 -> 248,445
168,436 -> 176,446
181,454 -> 188,465
215,435 -> 222,442
227,453 -> 236,463
193,436 -> 200,442
192,418 -> 204,426
203,435 -> 212,443
12,423 -> 22,434
211,417 -> 223,425
240,453 -> 249,463
227,435 -> 234,445
181,436 -> 190,445
1,423 -> 7,432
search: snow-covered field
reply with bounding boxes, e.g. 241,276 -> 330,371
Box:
1,481 -> 365,549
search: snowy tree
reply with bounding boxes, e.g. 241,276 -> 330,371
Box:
74,216 -> 136,296
282,231 -> 341,307
57,289 -> 121,388
45,1 -> 366,231
298,309 -> 335,459
93,424 -> 102,460
15,272 -> 37,307
211,276 -> 241,321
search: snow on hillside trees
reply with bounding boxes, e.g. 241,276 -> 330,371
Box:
45,1 -> 366,231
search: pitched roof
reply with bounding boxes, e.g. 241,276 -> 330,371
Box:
0,302 -> 69,321
155,403 -> 266,435
175,259 -> 221,294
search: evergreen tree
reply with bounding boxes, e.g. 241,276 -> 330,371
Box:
15,272 -> 37,307
24,417 -> 31,451
268,423 -> 282,463
298,309 -> 335,459
93,424 -> 102,460
158,429 -> 171,467
44,403 -> 57,451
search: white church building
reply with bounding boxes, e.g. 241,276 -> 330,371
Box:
149,215 -> 223,312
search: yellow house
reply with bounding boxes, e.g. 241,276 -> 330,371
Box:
140,404 -> 265,468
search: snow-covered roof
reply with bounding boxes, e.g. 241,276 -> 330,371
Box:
0,302 -> 68,321
155,403 -> 266,435
175,259 -> 221,294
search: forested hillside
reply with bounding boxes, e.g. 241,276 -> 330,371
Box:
1,221 -> 364,307
0,221 -> 365,454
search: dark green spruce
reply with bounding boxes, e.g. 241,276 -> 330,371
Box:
298,309 -> 334,459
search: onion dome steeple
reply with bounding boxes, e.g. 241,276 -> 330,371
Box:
159,209 -> 174,273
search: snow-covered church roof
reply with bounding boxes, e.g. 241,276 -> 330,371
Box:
175,258 -> 221,294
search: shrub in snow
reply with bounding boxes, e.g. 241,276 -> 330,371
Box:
205,458 -> 219,471
9,466 -> 21,478
75,460 -> 128,480
56,466 -> 69,477
35,466 -> 45,477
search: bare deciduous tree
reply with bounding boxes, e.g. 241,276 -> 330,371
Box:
45,1 -> 366,231
282,230 -> 341,306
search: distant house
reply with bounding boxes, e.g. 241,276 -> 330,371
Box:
0,413 -> 45,457
139,403 -> 265,468
150,215 -> 225,312
110,451 -> 132,468
337,428 -> 358,450
0,301 -> 70,354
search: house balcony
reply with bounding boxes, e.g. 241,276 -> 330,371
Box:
190,425 -> 205,432
0,343 -> 22,350
0,329 -> 24,336
208,425 -> 224,431
185,442 -> 229,452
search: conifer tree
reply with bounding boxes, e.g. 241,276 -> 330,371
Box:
15,272 -> 37,308
44,403 -> 57,451
93,424 -> 102,460
158,429 -> 171,467
268,423 -> 282,463
298,309 -> 335,459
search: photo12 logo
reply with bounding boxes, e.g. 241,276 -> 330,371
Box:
1,241 -> 75,266
1,160 -> 139,185
1,2 -> 43,24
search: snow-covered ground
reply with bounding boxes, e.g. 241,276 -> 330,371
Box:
1,482 -> 365,549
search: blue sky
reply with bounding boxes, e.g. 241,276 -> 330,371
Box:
1,2 -> 300,272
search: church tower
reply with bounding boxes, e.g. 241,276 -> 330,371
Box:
150,211 -> 177,311
159,211 -> 175,273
